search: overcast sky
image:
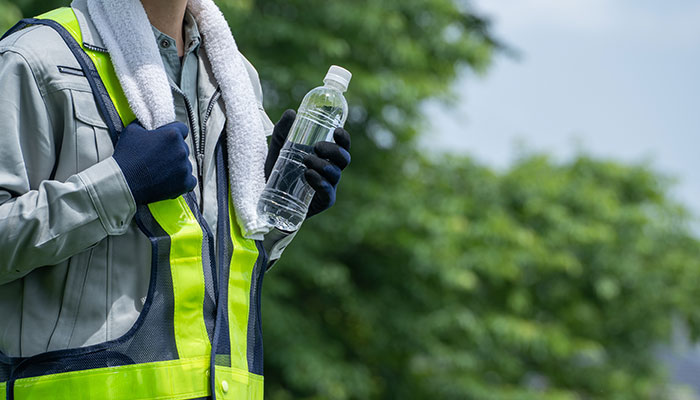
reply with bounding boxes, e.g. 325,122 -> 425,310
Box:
423,0 -> 700,218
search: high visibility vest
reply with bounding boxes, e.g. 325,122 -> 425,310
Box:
0,8 -> 267,400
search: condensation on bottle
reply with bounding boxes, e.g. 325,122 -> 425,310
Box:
258,66 -> 352,231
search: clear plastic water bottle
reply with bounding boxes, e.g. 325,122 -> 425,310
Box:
258,65 -> 352,231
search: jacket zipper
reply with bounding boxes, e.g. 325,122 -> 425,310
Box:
170,85 -> 202,187
200,87 -> 222,177
83,43 -> 109,53
171,85 -> 221,188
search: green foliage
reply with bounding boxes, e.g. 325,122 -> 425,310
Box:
264,148 -> 700,399
223,0 -> 497,158
4,0 -> 700,398
223,1 -> 700,399
0,1 -> 22,33
0,0 -> 68,32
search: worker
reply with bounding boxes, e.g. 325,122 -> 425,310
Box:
0,0 -> 351,398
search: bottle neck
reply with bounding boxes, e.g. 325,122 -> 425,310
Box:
324,79 -> 346,92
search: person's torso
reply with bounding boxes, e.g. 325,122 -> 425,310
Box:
0,0 -> 273,357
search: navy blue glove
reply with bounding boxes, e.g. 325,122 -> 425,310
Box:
302,128 -> 351,218
265,110 -> 296,180
112,121 -> 196,205
265,110 -> 351,219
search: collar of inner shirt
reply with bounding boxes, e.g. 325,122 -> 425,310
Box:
151,11 -> 201,85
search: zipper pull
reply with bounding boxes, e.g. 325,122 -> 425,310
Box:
197,154 -> 204,183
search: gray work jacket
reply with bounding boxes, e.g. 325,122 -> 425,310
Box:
0,0 -> 293,357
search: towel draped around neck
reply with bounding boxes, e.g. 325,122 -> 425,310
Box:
87,0 -> 271,239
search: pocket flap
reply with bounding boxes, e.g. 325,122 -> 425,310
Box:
71,89 -> 108,129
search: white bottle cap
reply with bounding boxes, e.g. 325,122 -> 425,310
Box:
324,65 -> 352,92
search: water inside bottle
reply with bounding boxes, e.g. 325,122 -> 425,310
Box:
258,142 -> 315,231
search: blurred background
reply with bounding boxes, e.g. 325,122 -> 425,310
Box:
2,0 -> 700,398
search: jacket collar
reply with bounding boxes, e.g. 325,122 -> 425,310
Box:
71,0 -> 224,137
71,0 -> 109,52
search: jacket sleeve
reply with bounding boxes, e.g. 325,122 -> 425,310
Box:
0,49 -> 136,285
262,228 -> 298,270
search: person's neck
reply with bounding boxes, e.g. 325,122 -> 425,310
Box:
140,0 -> 188,57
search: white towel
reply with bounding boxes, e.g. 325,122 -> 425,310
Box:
87,0 -> 271,240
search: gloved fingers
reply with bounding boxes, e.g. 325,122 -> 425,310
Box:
119,120 -> 146,140
165,125 -> 190,157
125,120 -> 146,131
175,133 -> 190,157
184,166 -> 197,191
313,141 -> 351,170
303,153 -> 342,186
304,169 -> 335,208
266,109 -> 297,179
161,121 -> 189,140
333,127 -> 351,151
271,110 -> 296,148
170,162 -> 196,198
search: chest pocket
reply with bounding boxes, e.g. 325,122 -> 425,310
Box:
71,88 -> 114,172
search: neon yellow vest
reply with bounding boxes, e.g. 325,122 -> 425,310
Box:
0,8 -> 267,400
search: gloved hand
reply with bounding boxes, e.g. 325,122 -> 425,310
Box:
112,121 -> 196,205
265,109 -> 351,219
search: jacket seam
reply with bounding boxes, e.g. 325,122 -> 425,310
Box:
0,46 -> 54,113
1,24 -> 90,101
0,48 -> 58,182
0,24 -> 44,49
76,172 -> 111,236
1,27 -> 60,96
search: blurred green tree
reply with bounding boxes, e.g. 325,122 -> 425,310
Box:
4,1 -> 700,399
263,146 -> 700,399
0,1 -> 22,32
221,1 -> 700,399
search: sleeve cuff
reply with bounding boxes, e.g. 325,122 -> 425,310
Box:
77,157 -> 137,235
258,104 -> 275,137
262,227 -> 298,269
